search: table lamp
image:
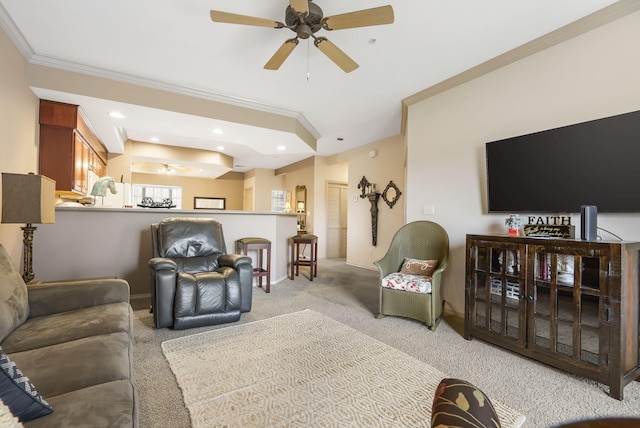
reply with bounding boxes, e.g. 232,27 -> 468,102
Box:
1,172 -> 56,284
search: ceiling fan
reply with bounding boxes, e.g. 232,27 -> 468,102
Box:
210,1 -> 394,73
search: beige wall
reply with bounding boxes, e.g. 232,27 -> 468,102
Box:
132,172 -> 244,210
405,10 -> 640,317
278,157 -> 314,232
337,135 -> 406,269
0,28 -> 40,263
245,168 -> 286,212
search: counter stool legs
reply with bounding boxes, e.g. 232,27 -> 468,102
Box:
236,238 -> 271,293
290,235 -> 318,281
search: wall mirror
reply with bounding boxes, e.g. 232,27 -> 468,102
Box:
382,180 -> 402,209
295,185 -> 307,231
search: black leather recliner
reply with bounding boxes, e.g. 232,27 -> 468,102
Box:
148,217 -> 253,329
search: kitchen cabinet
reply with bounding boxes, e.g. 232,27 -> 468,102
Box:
39,99 -> 108,194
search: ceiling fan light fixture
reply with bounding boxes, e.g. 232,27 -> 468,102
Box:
158,164 -> 175,174
296,24 -> 313,39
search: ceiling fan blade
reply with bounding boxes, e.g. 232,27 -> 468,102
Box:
289,0 -> 309,15
264,39 -> 299,70
323,5 -> 394,30
210,10 -> 282,28
314,37 -> 358,73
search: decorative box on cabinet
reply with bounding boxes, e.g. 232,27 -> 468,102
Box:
39,99 -> 108,194
465,234 -> 640,400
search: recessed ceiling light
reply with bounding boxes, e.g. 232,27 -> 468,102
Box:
217,146 -> 224,151
109,111 -> 126,119
277,145 -> 286,151
150,137 -> 159,142
212,128 -> 224,135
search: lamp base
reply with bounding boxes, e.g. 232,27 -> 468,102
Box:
21,224 -> 37,284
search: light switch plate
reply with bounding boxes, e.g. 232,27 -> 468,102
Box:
422,204 -> 435,215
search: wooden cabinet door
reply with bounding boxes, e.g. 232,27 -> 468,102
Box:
527,243 -> 609,382
73,132 -> 94,194
39,125 -> 75,191
465,237 -> 527,349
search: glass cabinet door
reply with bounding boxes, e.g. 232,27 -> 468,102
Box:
467,241 -> 525,346
529,246 -> 605,369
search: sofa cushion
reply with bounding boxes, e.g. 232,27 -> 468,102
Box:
22,380 -> 136,428
432,378 -> 501,428
8,332 -> 132,399
0,245 -> 29,342
0,346 -> 52,423
2,302 -> 132,354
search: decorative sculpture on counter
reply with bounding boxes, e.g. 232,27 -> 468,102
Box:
91,176 -> 117,205
382,180 -> 402,209
91,176 -> 118,197
137,197 -> 176,209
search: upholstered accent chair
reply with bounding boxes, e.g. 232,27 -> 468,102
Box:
148,217 -> 253,329
374,221 -> 449,330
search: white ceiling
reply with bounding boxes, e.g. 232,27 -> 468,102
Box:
0,0 -> 620,175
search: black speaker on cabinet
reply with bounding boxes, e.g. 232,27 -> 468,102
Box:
581,205 -> 597,241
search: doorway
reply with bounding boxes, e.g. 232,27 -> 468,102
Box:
243,187 -> 254,211
326,181 -> 348,258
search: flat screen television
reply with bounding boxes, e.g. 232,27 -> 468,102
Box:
486,109 -> 640,213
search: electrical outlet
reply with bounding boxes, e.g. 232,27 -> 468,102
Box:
422,204 -> 435,215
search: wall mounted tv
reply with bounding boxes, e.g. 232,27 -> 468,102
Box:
486,109 -> 640,213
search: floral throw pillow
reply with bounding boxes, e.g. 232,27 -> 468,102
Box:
432,378 -> 501,428
400,258 -> 438,276
0,347 -> 53,422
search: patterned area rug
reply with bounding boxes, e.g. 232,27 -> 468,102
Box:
161,310 -> 526,427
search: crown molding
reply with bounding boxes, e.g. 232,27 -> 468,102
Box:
26,53 -> 320,139
0,4 -> 33,58
0,2 -> 320,140
400,0 -> 640,136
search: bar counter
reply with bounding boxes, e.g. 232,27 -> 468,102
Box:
34,207 -> 297,308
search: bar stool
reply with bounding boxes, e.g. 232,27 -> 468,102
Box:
236,237 -> 271,293
290,234 -> 318,281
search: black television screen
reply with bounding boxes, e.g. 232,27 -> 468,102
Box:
486,109 -> 640,213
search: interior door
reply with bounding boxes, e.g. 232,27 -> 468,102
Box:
326,182 -> 348,258
243,187 -> 254,211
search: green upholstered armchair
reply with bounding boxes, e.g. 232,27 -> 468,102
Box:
374,221 -> 449,330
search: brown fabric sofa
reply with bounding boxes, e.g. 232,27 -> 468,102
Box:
0,244 -> 138,427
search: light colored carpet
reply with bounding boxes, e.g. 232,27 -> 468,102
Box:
161,309 -> 526,428
134,259 -> 640,427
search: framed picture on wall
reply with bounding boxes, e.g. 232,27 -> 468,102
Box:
194,197 -> 226,210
